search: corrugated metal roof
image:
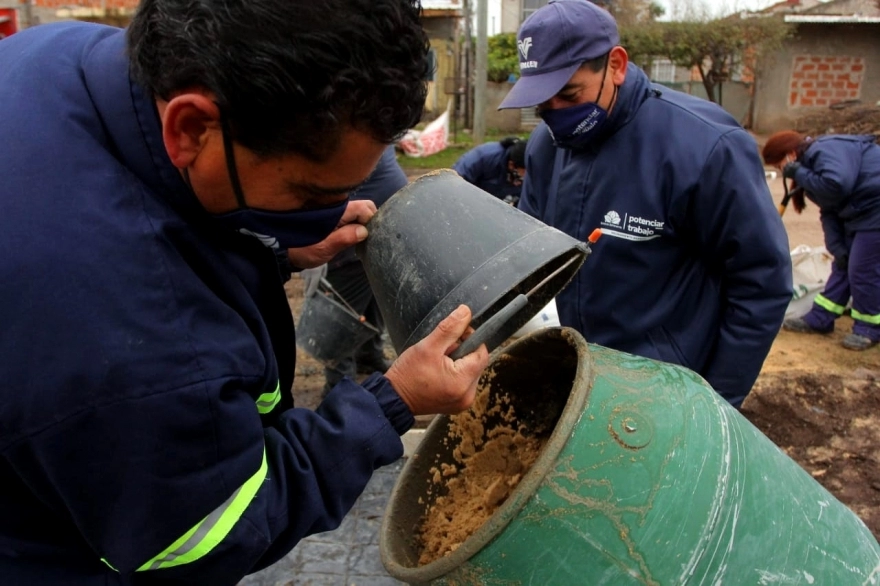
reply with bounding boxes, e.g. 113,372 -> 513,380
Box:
784,14 -> 880,22
421,0 -> 462,10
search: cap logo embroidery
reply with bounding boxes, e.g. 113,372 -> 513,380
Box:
518,37 -> 538,70
518,37 -> 532,60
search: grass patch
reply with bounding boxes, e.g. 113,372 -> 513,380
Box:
395,128 -> 530,175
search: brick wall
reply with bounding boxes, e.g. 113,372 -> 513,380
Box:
788,55 -> 864,107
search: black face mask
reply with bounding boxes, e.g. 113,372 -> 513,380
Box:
191,117 -> 348,250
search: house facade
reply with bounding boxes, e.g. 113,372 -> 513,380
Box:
422,0 -> 465,115
752,0 -> 880,132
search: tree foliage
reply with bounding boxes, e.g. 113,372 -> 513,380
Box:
607,0 -> 665,27
620,16 -> 794,103
487,32 -> 519,83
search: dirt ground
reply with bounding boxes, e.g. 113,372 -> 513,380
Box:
285,169 -> 880,542
792,102 -> 880,142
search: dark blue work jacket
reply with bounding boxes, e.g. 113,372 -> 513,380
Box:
791,134 -> 880,258
452,141 -> 522,200
0,23 -> 412,585
519,64 -> 792,406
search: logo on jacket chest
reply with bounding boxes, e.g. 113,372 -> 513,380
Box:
601,210 -> 665,241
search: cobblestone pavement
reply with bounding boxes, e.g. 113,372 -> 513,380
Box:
239,459 -> 407,586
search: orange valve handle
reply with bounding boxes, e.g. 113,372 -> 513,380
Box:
588,228 -> 602,244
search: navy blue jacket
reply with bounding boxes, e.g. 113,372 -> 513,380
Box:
519,64 -> 792,406
791,135 -> 880,259
0,23 -> 413,585
452,141 -> 522,200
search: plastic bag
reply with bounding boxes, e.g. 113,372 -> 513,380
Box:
397,105 -> 450,158
786,245 -> 833,319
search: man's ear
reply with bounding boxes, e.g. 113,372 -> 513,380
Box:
609,46 -> 629,86
161,93 -> 221,169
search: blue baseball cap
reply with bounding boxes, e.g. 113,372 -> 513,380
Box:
499,0 -> 619,110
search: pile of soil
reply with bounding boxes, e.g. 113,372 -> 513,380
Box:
741,315 -> 880,542
793,102 -> 880,140
741,370 -> 880,538
415,368 -> 551,565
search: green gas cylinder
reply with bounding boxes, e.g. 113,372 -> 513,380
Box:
380,327 -> 880,585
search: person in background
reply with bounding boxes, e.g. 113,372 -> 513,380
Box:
452,135 -> 528,205
303,145 -> 407,394
763,130 -> 880,351
0,0 -> 489,584
498,0 -> 792,408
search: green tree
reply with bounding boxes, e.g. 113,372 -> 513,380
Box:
487,32 -> 518,83
621,16 -> 794,104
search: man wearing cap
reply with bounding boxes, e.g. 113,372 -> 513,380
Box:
500,0 -> 792,408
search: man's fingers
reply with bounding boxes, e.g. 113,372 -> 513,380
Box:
325,223 -> 369,247
286,224 -> 368,269
338,200 -> 377,227
428,305 -> 473,350
454,343 -> 489,375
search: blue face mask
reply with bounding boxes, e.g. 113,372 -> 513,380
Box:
201,118 -> 348,250
539,58 -> 617,150
540,101 -> 609,150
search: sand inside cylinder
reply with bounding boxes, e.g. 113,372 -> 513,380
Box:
416,369 -> 553,565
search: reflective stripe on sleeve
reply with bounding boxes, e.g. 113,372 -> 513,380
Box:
851,309 -> 880,325
136,449 -> 268,572
255,382 -> 281,415
814,294 -> 847,315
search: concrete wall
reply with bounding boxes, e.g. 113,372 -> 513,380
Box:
753,23 -> 880,133
484,81 -> 524,131
500,0 -> 521,33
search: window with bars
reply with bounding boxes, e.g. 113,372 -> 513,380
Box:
650,59 -> 677,83
522,0 -> 548,21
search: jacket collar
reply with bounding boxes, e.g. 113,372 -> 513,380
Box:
81,29 -> 207,220
590,62 -> 653,148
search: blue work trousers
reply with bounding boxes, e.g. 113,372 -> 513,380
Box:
803,230 -> 880,340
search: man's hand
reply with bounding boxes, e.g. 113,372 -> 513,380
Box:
782,161 -> 801,179
385,305 -> 490,416
286,200 -> 378,269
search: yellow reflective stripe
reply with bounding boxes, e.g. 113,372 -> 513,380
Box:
814,294 -> 846,315
137,450 -> 268,572
255,382 -> 281,414
851,309 -> 880,325
101,558 -> 118,572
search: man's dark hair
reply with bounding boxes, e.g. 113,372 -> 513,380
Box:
499,136 -> 527,168
579,52 -> 610,74
127,0 -> 431,161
